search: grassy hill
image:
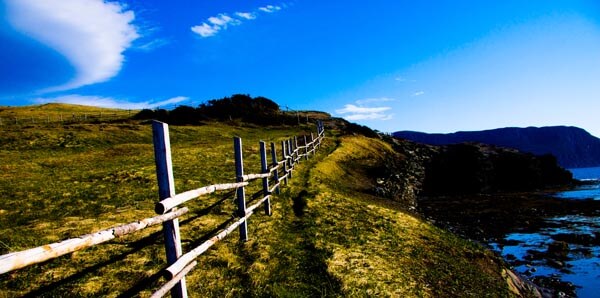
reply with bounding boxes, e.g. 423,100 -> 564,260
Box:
0,104 -> 527,297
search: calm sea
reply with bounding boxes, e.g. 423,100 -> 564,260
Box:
556,167 -> 600,201
492,166 -> 600,297
569,166 -> 600,181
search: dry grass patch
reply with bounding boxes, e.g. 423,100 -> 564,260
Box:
306,135 -> 515,297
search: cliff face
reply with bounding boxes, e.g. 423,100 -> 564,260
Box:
421,143 -> 573,195
381,137 -> 573,197
394,126 -> 600,168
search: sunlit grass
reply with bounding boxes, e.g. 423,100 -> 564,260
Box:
0,103 -> 134,124
0,104 -> 520,297
0,104 -> 314,297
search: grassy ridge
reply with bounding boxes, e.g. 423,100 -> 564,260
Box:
1,104 -> 518,297
299,136 -> 513,296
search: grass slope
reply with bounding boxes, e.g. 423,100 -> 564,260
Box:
1,104 -> 519,297
283,135 -> 514,297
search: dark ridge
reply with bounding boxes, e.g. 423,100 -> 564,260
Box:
394,126 -> 600,168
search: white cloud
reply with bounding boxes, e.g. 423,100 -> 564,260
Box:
192,4 -> 285,38
336,104 -> 391,114
355,97 -> 396,105
191,23 -> 220,37
208,14 -> 240,26
335,98 -> 394,121
5,0 -> 139,92
191,13 -> 241,38
413,91 -> 425,96
259,5 -> 282,13
345,113 -> 394,121
236,12 -> 256,20
34,95 -> 189,110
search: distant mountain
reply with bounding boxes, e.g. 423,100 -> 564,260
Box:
393,126 -> 600,168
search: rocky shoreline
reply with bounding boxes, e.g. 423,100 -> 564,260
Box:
417,191 -> 600,297
376,136 -> 599,297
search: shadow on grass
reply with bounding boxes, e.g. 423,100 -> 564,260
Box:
292,190 -> 308,217
21,229 -> 164,297
247,188 -> 343,297
19,191 -> 238,297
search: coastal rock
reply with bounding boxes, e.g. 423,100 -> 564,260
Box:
551,233 -> 598,246
502,269 -> 542,298
547,241 -> 570,259
420,143 -> 573,195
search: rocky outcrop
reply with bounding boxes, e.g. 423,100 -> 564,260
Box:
373,136 -> 437,210
381,137 -> 573,197
394,126 -> 600,168
421,143 -> 574,195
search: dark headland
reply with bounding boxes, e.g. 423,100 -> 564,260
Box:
394,126 -> 600,168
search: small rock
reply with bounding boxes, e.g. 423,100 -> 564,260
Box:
547,259 -> 564,269
547,241 -> 569,259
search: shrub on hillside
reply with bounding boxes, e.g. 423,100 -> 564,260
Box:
133,94 -> 289,125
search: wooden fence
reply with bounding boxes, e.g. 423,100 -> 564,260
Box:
0,120 -> 325,297
0,111 -> 133,127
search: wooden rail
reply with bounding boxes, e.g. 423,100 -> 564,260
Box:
0,119 -> 326,298
0,208 -> 188,275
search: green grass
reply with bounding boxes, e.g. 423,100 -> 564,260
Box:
0,104 -> 523,297
0,103 -> 133,126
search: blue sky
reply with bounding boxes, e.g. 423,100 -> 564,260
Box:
1,1 -> 600,137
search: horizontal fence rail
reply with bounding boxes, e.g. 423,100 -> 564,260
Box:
0,208 -> 189,275
0,119 -> 325,298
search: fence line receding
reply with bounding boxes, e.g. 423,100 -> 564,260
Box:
0,119 -> 325,298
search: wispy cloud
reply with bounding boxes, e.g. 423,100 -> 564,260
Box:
34,95 -> 189,110
191,4 -> 285,38
336,104 -> 391,114
208,14 -> 240,26
412,91 -> 425,96
335,104 -> 393,121
191,13 -> 244,37
355,97 -> 396,105
5,0 -> 139,92
191,23 -> 219,38
136,38 -> 169,51
395,76 -> 416,82
259,5 -> 282,13
236,12 -> 256,20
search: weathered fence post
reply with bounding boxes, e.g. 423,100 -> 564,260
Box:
310,133 -> 315,154
259,141 -> 272,216
152,121 -> 188,298
281,141 -> 288,184
287,139 -> 294,177
294,136 -> 298,158
234,137 -> 249,241
270,142 -> 280,194
303,135 -> 309,160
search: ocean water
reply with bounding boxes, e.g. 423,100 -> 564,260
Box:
555,167 -> 600,201
569,166 -> 600,181
492,167 -> 600,297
